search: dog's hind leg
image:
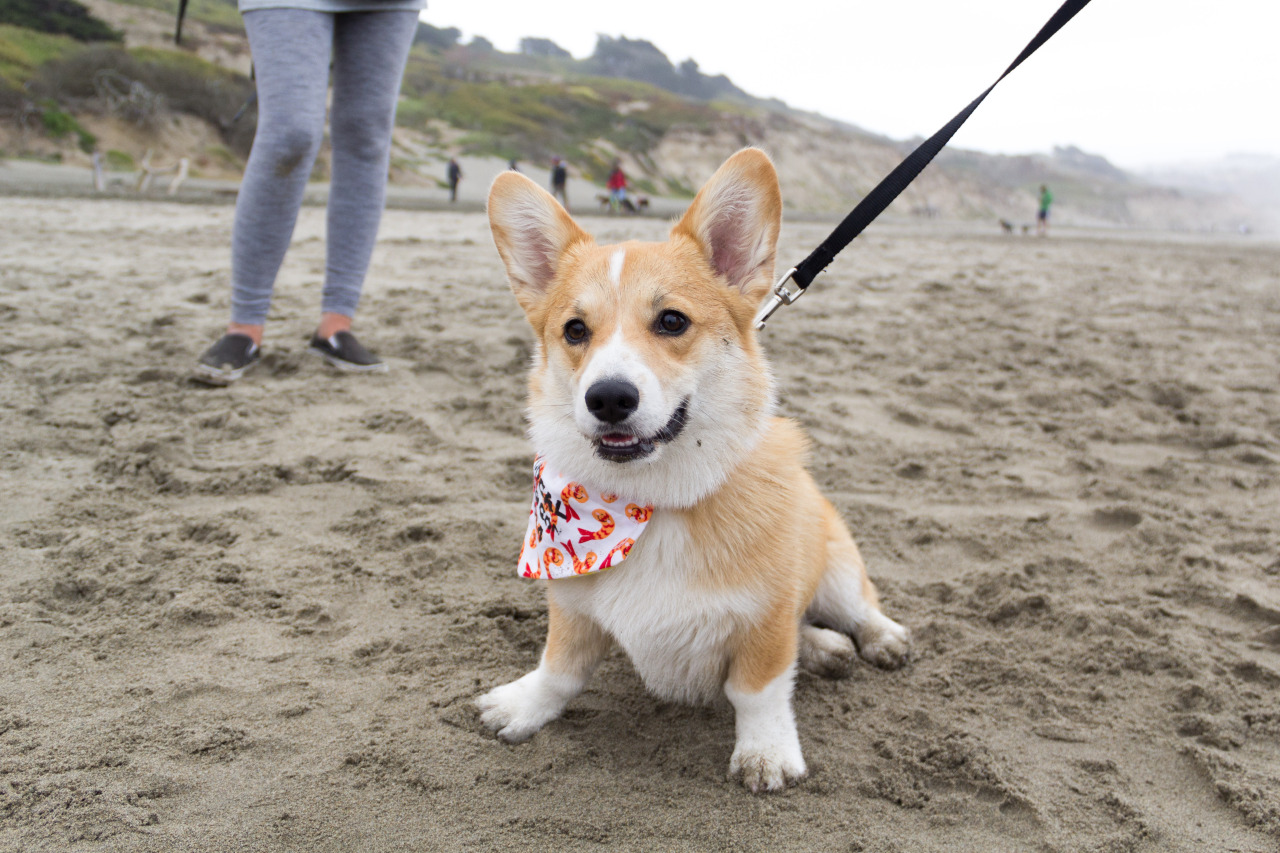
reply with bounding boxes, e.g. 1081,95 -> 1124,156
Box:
806,502 -> 910,669
798,624 -> 857,678
477,597 -> 611,743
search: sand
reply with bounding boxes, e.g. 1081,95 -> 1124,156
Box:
1,193 -> 1278,852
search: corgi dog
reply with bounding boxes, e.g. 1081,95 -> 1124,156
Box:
478,148 -> 909,792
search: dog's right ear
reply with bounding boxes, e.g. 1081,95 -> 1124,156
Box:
488,172 -> 590,315
670,148 -> 781,307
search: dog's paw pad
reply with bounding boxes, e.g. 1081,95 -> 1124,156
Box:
799,626 -> 857,678
857,616 -> 911,670
729,747 -> 807,794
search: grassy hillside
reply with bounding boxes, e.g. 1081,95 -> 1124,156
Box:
0,23 -> 80,86
104,0 -> 241,33
0,0 -> 121,42
0,20 -> 255,162
395,45 -> 756,189
0,7 -> 748,188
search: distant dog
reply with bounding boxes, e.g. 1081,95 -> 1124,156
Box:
595,193 -> 650,213
999,218 -> 1015,234
478,149 -> 910,792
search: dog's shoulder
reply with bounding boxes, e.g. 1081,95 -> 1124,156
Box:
724,416 -> 814,493
761,416 -> 811,465
681,416 -> 824,552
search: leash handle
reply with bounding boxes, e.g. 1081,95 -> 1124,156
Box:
787,0 -> 1092,294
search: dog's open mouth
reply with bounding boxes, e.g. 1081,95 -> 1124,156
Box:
594,400 -> 689,462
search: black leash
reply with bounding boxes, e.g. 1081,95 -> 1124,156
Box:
755,0 -> 1093,329
174,0 -> 189,45
173,1 -> 258,128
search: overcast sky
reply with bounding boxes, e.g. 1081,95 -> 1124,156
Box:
424,0 -> 1279,170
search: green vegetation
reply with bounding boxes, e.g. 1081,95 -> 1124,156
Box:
38,98 -> 94,150
396,46 -> 742,179
108,0 -> 242,34
13,42 -> 255,155
202,142 -> 239,169
0,0 -> 120,43
104,147 -> 133,169
0,23 -> 78,86
0,12 -> 765,188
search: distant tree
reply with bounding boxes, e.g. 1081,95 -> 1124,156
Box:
469,35 -> 495,53
693,71 -> 746,101
0,0 -> 121,42
587,36 -> 749,102
520,37 -> 571,59
413,22 -> 461,50
588,35 -> 678,90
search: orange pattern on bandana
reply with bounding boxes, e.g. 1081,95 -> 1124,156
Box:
519,456 -> 652,580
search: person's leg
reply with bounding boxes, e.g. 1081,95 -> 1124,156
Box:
228,10 -> 335,342
318,10 -> 418,339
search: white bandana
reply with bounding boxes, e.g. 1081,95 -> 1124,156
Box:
519,456 -> 654,580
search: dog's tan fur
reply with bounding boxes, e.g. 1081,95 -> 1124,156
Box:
479,149 -> 909,792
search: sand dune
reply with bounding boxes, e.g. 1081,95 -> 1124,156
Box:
1,196 -> 1278,851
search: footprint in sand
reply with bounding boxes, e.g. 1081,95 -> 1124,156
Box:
1087,506 -> 1142,531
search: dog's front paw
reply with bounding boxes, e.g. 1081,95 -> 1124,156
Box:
729,742 -> 807,793
475,671 -> 566,743
855,612 -> 911,670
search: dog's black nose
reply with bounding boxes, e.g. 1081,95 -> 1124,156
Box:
585,378 -> 640,424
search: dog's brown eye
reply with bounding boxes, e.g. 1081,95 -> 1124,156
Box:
564,319 -> 589,344
656,310 -> 689,336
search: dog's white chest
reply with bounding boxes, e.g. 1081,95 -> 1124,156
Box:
551,513 -> 761,704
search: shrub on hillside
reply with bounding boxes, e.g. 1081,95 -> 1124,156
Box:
0,0 -> 120,43
97,0 -> 243,35
38,98 -> 95,150
0,77 -> 22,112
0,24 -> 80,88
31,44 -> 257,154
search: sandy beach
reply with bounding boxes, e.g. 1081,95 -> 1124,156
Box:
1,193 -> 1278,851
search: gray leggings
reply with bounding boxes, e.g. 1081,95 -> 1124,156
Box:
231,8 -> 418,325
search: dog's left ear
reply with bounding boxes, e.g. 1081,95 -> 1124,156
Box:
671,148 -> 781,304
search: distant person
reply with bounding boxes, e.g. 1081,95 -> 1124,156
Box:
193,2 -> 423,385
550,156 -> 569,210
1037,184 -> 1053,236
508,158 -> 520,173
607,160 -> 627,212
447,157 -> 462,203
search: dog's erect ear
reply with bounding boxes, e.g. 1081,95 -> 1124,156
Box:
488,171 -> 591,314
671,148 -> 781,304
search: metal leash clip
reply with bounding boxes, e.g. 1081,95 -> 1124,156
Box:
753,267 -> 804,331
